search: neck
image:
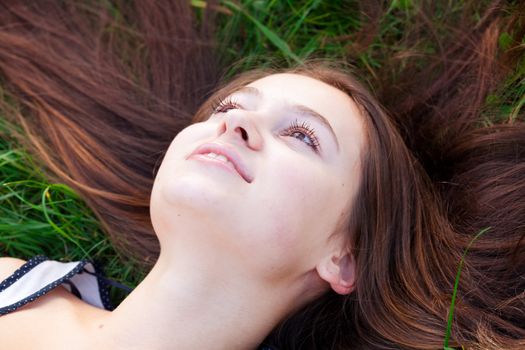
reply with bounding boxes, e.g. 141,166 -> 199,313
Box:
90,245 -> 317,350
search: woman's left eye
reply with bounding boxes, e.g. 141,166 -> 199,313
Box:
281,119 -> 321,153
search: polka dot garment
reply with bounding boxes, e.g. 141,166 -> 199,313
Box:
0,256 -> 113,315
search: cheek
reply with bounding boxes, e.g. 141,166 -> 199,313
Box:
162,122 -> 213,161
246,159 -> 344,273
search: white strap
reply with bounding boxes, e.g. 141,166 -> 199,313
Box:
0,260 -> 80,308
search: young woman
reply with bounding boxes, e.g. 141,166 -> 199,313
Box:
0,1 -> 523,349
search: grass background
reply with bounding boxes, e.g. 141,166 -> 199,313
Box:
0,0 -> 523,313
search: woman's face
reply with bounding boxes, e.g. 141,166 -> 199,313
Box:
150,73 -> 366,285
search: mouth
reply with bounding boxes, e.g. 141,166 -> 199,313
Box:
186,142 -> 254,183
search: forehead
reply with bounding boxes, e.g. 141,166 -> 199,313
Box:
245,73 -> 355,111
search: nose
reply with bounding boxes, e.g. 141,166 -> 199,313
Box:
216,111 -> 264,151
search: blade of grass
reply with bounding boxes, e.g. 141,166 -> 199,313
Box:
509,92 -> 525,123
443,227 -> 491,349
41,185 -> 89,256
223,0 -> 302,64
285,0 -> 322,40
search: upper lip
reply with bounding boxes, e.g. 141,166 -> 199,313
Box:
187,142 -> 254,183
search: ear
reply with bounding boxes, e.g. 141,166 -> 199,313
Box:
316,252 -> 356,295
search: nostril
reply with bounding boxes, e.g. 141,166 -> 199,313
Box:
236,127 -> 248,141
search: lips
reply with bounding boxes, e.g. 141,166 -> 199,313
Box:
187,142 -> 254,183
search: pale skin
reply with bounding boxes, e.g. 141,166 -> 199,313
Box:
0,73 -> 366,349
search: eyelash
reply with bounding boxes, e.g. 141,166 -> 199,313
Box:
210,97 -> 321,153
281,119 -> 320,153
211,96 -> 241,114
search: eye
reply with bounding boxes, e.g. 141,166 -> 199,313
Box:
211,96 -> 241,114
281,119 -> 321,153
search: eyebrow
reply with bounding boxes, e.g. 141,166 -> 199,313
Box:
233,86 -> 340,152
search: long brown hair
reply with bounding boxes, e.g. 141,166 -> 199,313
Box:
0,0 -> 220,263
0,1 -> 523,349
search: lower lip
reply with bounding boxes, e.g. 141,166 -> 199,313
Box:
188,154 -> 244,180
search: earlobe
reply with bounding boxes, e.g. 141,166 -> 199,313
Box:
316,253 -> 356,295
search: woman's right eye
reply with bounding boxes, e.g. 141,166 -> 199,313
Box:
212,97 -> 240,114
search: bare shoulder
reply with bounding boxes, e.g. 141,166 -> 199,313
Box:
0,257 -> 26,282
0,257 -> 104,349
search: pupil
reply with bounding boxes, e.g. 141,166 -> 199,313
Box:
294,132 -> 310,145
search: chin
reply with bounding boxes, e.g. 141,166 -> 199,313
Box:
153,172 -> 247,221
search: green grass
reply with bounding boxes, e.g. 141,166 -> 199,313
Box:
443,227 -> 490,350
0,0 -> 523,346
